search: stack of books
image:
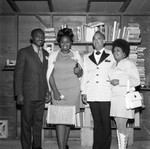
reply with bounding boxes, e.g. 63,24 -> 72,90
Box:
44,28 -> 55,53
122,23 -> 141,43
129,46 -> 146,86
137,47 -> 146,86
44,28 -> 56,42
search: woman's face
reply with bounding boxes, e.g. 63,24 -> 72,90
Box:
60,36 -> 72,52
113,46 -> 126,62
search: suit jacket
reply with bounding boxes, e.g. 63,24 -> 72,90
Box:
81,48 -> 115,102
15,45 -> 49,101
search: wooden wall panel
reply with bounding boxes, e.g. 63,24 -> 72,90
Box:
0,71 -> 14,84
0,15 -> 17,68
87,15 -> 120,26
18,15 -> 51,50
0,96 -> 15,106
0,15 -> 16,138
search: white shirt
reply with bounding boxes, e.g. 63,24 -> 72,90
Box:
94,48 -> 104,64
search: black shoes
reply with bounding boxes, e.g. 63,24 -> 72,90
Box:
66,145 -> 69,149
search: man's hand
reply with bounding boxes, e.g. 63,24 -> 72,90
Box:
74,63 -> 83,78
45,91 -> 52,103
81,94 -> 87,105
16,95 -> 24,105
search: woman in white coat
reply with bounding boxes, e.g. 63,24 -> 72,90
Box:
108,39 -> 140,149
47,28 -> 83,149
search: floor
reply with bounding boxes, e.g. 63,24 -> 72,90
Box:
0,122 -> 150,149
0,137 -> 150,149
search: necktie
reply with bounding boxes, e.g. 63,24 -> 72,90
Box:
38,48 -> 43,62
96,51 -> 101,55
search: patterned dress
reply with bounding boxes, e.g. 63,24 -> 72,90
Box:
52,51 -> 81,112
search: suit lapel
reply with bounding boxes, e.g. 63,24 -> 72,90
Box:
89,52 -> 97,65
29,45 -> 42,64
42,49 -> 48,67
97,50 -> 109,65
89,50 -> 110,65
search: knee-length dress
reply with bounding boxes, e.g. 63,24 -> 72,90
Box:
52,51 -> 81,112
109,58 -> 140,119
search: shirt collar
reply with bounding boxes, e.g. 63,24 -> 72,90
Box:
32,44 -> 41,53
94,47 -> 104,55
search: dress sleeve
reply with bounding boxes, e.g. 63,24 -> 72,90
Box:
128,61 -> 140,87
46,53 -> 55,91
119,61 -> 140,88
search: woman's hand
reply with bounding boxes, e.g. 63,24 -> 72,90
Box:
16,95 -> 24,105
53,91 -> 61,101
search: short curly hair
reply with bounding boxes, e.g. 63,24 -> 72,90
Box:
112,39 -> 130,58
57,28 -> 74,44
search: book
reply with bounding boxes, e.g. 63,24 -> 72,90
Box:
87,21 -> 105,28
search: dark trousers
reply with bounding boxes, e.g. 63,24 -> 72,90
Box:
21,100 -> 45,149
89,102 -> 112,149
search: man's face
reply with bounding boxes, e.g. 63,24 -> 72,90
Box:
93,32 -> 104,51
32,31 -> 45,47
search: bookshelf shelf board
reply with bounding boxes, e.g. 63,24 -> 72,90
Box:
140,87 -> 150,92
1,66 -> 15,71
54,41 -> 141,46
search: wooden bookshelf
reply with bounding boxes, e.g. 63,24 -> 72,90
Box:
1,66 -> 15,71
54,41 -> 141,46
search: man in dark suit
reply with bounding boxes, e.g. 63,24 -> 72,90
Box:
15,28 -> 49,149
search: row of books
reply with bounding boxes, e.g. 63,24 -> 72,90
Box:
43,21 -> 141,43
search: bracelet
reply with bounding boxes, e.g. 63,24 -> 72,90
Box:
60,95 -> 64,100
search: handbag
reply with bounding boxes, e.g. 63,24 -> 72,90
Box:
46,104 -> 76,125
125,80 -> 142,110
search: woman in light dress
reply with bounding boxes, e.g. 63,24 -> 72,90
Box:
108,39 -> 140,149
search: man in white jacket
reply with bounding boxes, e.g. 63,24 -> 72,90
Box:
81,31 -> 115,149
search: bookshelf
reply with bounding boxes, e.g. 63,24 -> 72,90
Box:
54,41 -> 141,46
